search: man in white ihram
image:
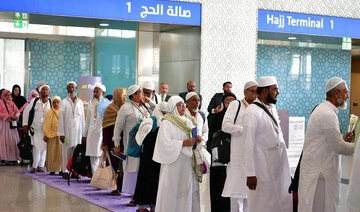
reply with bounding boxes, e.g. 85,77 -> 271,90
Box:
57,81 -> 85,178
23,84 -> 52,173
298,77 -> 355,212
242,76 -> 292,212
83,83 -> 110,174
221,80 -> 258,212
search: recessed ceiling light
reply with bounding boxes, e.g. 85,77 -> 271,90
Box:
99,23 -> 109,27
288,37 -> 297,40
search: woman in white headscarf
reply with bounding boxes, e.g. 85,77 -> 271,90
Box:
153,96 -> 200,212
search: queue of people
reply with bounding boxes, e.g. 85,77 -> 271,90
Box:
0,76 -> 358,212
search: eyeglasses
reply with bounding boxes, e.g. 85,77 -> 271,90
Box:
246,89 -> 257,94
176,102 -> 186,107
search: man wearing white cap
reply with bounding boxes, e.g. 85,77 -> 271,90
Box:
23,84 -> 51,173
83,83 -> 111,174
142,81 -> 161,113
113,84 -> 150,201
298,77 -> 355,212
242,76 -> 292,212
221,80 -> 257,212
57,81 -> 86,178
179,80 -> 203,109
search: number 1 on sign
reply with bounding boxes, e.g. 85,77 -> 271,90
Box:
127,2 -> 131,13
330,20 -> 334,29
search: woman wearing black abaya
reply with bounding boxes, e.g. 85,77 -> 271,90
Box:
207,92 -> 236,212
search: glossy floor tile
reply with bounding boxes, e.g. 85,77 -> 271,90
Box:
0,165 -> 108,212
0,155 -> 353,212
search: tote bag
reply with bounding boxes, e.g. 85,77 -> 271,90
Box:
90,151 -> 116,190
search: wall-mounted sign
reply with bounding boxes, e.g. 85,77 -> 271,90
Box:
1,0 -> 201,26
13,20 -> 28,29
258,9 -> 360,39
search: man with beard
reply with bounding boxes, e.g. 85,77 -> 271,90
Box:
185,92 -> 209,210
83,83 -> 110,174
57,81 -> 85,178
242,76 -> 292,212
23,84 -> 52,173
142,81 -> 161,113
207,81 -> 233,115
298,77 -> 355,212
179,80 -> 203,109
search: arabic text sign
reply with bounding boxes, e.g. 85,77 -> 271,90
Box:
258,9 -> 360,39
0,0 -> 201,26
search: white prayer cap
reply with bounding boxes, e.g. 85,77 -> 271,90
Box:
244,81 -> 258,90
167,96 -> 184,113
39,84 -> 50,92
67,81 -> 77,87
185,92 -> 199,101
135,117 -> 154,146
92,83 -> 106,92
159,102 -> 169,113
142,81 -> 155,90
257,76 -> 278,87
127,85 -> 140,96
325,77 -> 345,93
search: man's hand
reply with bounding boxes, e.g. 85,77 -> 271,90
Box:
343,132 -> 354,143
183,138 -> 195,147
114,146 -> 121,156
43,136 -> 48,142
102,145 -> 108,152
60,136 -> 65,143
247,176 -> 257,190
213,105 -> 222,113
21,125 -> 28,134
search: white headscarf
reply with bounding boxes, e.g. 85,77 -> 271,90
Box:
167,96 -> 184,117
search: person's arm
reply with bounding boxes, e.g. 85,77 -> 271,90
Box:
57,101 -> 66,137
113,105 -> 127,147
82,102 -> 91,138
243,111 -> 258,190
222,101 -> 242,136
207,94 -> 218,113
324,128 -> 355,155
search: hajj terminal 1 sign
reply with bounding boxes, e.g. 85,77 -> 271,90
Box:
258,9 -> 360,39
0,0 -> 201,26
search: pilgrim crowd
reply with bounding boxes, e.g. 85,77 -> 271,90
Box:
0,76 -> 359,212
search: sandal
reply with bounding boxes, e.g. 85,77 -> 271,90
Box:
128,199 -> 136,207
30,168 -> 36,173
36,167 -> 45,173
111,190 -> 121,196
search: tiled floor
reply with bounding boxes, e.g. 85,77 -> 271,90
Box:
0,164 -> 108,212
0,156 -> 353,212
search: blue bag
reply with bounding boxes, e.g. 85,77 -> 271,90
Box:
127,120 -> 142,158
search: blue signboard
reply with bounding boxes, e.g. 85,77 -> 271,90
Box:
258,9 -> 360,39
0,0 -> 201,26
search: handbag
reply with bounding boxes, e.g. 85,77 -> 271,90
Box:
211,100 -> 241,164
127,121 -> 142,158
10,121 -> 17,129
90,151 -> 116,190
211,130 -> 231,164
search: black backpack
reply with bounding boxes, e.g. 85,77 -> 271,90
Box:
68,143 -> 92,184
28,97 -> 51,136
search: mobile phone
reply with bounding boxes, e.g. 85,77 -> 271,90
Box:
110,150 -> 127,161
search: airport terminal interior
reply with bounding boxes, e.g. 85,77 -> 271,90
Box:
1,1 -> 360,211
